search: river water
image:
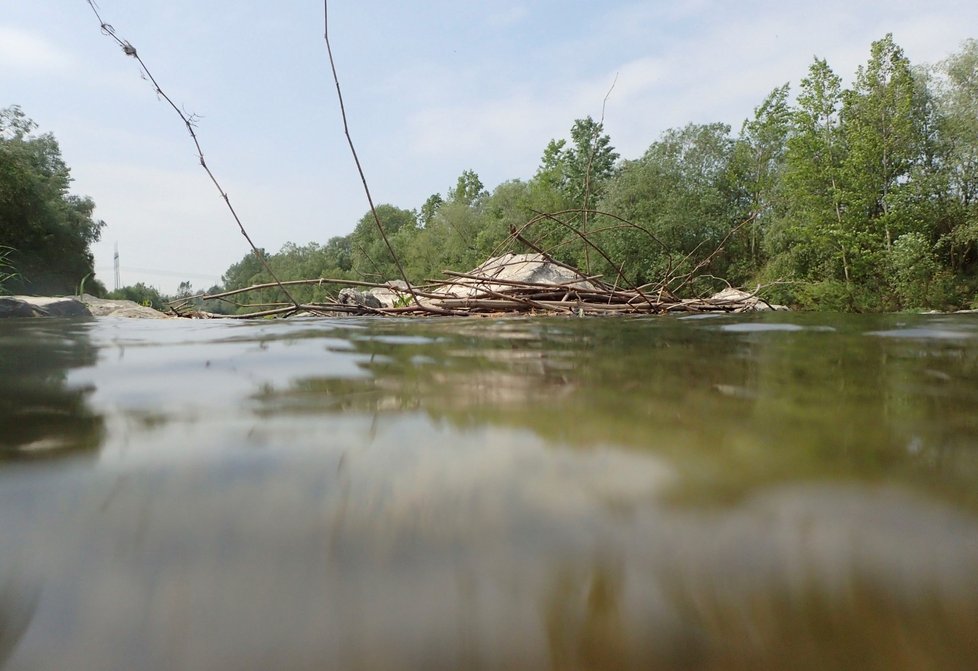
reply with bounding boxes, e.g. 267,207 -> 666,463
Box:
1,313 -> 977,670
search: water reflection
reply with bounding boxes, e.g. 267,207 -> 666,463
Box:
252,314 -> 978,505
0,319 -> 103,461
1,459 -> 976,670
0,314 -> 977,669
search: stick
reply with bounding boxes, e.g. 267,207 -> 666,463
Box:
85,1 -> 300,310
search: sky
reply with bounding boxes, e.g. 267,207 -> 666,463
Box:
2,1 -> 976,294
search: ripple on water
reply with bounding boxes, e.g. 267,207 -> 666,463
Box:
719,322 -> 806,333
866,327 -> 976,340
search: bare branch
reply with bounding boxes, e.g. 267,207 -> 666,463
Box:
84,0 -> 300,309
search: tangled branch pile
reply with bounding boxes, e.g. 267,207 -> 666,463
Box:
169,252 -> 784,318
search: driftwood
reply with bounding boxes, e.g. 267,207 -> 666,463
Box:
88,0 -> 785,323
169,250 -> 784,319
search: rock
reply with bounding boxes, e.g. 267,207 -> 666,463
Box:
368,280 -> 411,308
711,288 -> 783,311
708,287 -> 789,312
79,294 -> 170,319
0,294 -> 172,319
0,296 -> 92,318
338,288 -> 383,309
433,253 -> 597,299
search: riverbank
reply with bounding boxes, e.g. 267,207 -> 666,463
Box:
0,294 -> 170,319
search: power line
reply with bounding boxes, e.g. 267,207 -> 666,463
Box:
95,265 -> 222,282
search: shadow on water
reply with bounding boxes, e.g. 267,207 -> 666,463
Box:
0,319 -> 104,462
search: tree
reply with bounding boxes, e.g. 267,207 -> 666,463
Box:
446,170 -> 487,207
349,204 -> 417,280
0,106 -> 106,295
598,123 -> 742,286
108,282 -> 165,309
526,117 -> 620,269
401,171 -> 491,280
842,34 -> 928,254
534,116 -> 619,206
768,58 -> 854,289
419,194 -> 443,227
934,39 -> 978,276
731,83 -> 791,270
222,248 -> 269,290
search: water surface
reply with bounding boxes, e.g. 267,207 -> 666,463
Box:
1,313 -> 977,669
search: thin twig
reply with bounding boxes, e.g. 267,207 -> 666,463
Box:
667,213 -> 757,294
580,73 -> 618,275
322,0 -> 419,307
85,0 -> 300,309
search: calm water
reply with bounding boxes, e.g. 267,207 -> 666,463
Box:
1,313 -> 977,670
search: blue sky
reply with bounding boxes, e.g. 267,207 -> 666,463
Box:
2,1 -> 976,293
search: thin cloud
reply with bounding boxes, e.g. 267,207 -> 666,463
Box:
0,25 -> 72,74
487,5 -> 529,29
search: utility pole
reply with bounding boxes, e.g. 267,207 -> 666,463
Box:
113,243 -> 121,291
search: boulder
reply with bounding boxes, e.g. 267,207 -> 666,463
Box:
433,253 -> 597,298
368,280 -> 411,308
79,294 -> 170,319
0,294 -> 173,319
708,287 -> 788,312
338,288 -> 383,309
0,296 -> 92,318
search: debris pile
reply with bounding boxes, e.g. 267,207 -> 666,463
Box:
175,253 -> 785,318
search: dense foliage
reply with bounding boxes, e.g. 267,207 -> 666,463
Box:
105,282 -> 166,310
214,36 -> 978,312
0,106 -> 106,296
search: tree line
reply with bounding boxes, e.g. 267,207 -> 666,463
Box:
218,35 -> 977,312
5,35 -> 977,312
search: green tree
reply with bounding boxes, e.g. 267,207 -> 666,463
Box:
419,194 -> 443,227
222,248 -> 269,290
525,117 -> 620,269
842,34 -> 928,255
446,170 -> 487,207
0,106 -> 106,295
532,116 -> 619,205
108,282 -> 165,310
402,171 -> 491,280
731,83 -> 791,270
598,123 -> 742,286
349,204 -> 417,281
887,231 -> 942,308
767,58 -> 854,293
934,39 -> 978,278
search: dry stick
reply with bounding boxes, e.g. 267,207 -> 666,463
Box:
506,222 -> 610,284
515,211 -> 631,292
667,213 -> 757,295
202,277 -> 404,302
524,210 -> 657,308
322,0 -> 421,310
85,1 -> 300,310
580,74 -> 619,275
441,270 -> 599,291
